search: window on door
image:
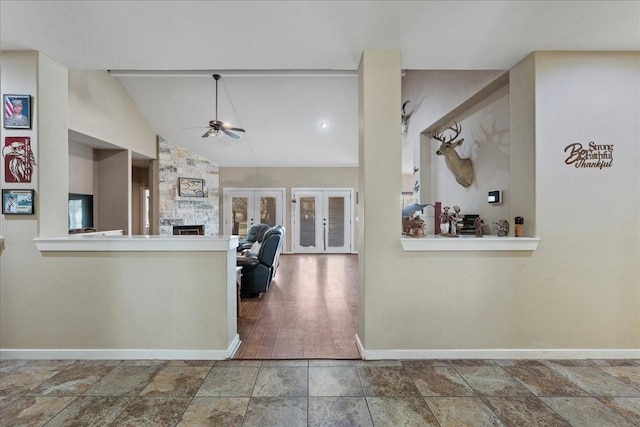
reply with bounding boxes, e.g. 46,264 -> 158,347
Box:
223,188 -> 285,238
292,188 -> 353,253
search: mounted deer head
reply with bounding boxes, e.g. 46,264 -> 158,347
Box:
401,97 -> 425,139
431,122 -> 474,187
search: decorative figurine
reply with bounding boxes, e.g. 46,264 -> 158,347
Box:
493,219 -> 509,237
440,206 -> 450,235
450,205 -> 462,236
474,217 -> 484,237
403,212 -> 425,237
514,216 -> 524,237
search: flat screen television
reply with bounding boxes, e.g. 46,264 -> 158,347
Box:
68,193 -> 94,231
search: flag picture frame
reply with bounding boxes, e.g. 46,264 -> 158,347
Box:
3,94 -> 31,129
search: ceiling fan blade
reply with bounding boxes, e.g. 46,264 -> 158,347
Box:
201,130 -> 212,138
222,128 -> 240,140
224,125 -> 246,133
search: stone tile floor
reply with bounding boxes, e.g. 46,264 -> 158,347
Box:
0,358 -> 638,426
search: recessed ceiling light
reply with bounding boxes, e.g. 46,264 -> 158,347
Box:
320,122 -> 328,128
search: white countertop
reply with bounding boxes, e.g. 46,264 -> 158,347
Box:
401,235 -> 540,251
34,235 -> 240,252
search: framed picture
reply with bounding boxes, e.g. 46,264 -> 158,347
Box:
178,177 -> 204,197
3,95 -> 31,129
2,189 -> 35,215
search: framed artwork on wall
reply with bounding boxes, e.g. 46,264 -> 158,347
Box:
3,136 -> 36,183
178,177 -> 204,197
3,94 -> 32,129
2,189 -> 35,215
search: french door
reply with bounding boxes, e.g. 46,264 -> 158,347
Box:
224,188 -> 285,238
292,188 -> 353,253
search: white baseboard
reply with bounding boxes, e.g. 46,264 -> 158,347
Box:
227,334 -> 241,358
354,335 -> 640,360
1,334 -> 242,361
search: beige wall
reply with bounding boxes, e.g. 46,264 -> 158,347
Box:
68,70 -> 156,159
360,51 -> 639,353
1,53 -> 235,355
1,52 -> 40,246
358,50 -> 403,348
96,150 -> 131,233
509,54 -> 537,237
1,251 -> 231,350
69,141 -> 96,195
2,49 -> 638,357
220,166 -> 359,251
67,70 -> 157,234
131,166 -> 150,235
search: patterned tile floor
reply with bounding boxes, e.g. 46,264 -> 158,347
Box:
0,358 -> 638,426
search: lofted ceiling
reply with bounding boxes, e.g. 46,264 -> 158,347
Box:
2,1 -> 639,172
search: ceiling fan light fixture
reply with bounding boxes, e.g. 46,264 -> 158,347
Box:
205,128 -> 220,137
201,74 -> 246,140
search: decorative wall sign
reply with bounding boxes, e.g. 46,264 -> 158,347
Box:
564,142 -> 613,169
3,94 -> 31,129
2,189 -> 34,215
178,177 -> 205,197
3,137 -> 36,183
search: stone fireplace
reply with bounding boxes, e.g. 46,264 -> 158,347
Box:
172,225 -> 205,235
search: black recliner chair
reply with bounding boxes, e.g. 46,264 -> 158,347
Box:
237,225 -> 285,297
236,223 -> 270,253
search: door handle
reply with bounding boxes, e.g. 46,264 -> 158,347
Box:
323,218 -> 326,251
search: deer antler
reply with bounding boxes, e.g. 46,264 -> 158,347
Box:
431,121 -> 462,143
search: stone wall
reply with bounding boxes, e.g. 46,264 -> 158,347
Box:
158,137 -> 219,235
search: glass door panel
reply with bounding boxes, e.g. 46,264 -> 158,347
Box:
292,189 -> 351,253
224,189 -> 284,238
327,196 -> 345,248
229,192 -> 253,238
293,193 -> 322,252
258,195 -> 282,227
324,191 -> 350,253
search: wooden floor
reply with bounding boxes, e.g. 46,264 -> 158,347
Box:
235,253 -> 360,359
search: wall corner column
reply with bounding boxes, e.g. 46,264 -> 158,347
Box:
37,53 -> 69,237
357,50 -> 402,351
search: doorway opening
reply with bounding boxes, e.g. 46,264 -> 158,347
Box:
234,253 -> 359,359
